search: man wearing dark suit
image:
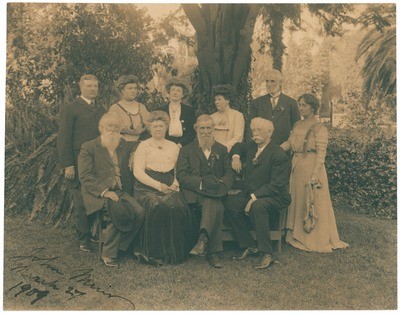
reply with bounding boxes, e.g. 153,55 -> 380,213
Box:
78,113 -> 145,267
159,78 -> 196,147
247,69 -> 300,145
177,115 -> 234,268
57,74 -> 106,252
225,118 -> 291,269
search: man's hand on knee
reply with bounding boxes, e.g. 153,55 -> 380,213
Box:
103,191 -> 119,202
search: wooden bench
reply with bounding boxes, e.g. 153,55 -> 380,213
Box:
222,209 -> 286,254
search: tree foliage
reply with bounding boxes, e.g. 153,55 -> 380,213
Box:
5,3 -> 160,223
355,4 -> 396,106
178,3 -> 358,115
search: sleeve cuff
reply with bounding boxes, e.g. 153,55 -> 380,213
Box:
101,189 -> 109,197
250,193 -> 257,201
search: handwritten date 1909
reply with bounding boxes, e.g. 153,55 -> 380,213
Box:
9,281 -> 49,305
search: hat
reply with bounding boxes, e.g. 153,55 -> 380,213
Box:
106,197 -> 136,232
165,78 -> 190,98
198,175 -> 228,198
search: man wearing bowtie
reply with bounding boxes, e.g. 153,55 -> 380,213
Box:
225,118 -> 291,269
247,69 -> 300,145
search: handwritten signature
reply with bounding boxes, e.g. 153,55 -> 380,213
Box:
8,247 -> 135,309
70,269 -> 135,309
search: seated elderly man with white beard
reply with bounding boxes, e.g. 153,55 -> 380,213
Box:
78,112 -> 145,267
177,114 -> 234,268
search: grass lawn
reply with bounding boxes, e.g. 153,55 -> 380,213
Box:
3,205 -> 397,310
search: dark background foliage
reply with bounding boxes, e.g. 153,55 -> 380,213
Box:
326,127 -> 396,219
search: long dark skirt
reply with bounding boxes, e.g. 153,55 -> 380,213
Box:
134,170 -> 192,264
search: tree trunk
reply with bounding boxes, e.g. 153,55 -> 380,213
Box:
182,4 -> 260,107
269,11 -> 285,71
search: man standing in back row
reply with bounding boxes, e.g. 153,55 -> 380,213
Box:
247,69 -> 300,145
57,74 -> 106,253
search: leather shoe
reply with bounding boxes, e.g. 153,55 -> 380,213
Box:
208,254 -> 223,268
134,251 -> 148,264
102,257 -> 120,267
79,243 -> 92,253
254,254 -> 274,269
148,258 -> 163,267
190,234 -> 208,256
232,246 -> 258,260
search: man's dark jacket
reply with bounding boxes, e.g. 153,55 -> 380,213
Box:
176,139 -> 234,204
248,93 -> 300,145
57,96 -> 106,187
230,140 -> 291,201
78,137 -> 134,216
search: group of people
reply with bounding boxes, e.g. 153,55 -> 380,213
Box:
57,69 -> 348,270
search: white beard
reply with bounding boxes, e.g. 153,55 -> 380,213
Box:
198,137 -> 214,150
101,132 -> 121,151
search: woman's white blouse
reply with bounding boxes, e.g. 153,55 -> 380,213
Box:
133,138 -> 180,191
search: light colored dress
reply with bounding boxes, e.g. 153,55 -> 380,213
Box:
211,108 -> 244,152
109,101 -> 149,142
285,116 -> 349,252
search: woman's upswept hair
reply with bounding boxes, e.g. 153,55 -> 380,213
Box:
146,110 -> 170,128
298,93 -> 320,114
115,74 -> 139,92
212,84 -> 235,102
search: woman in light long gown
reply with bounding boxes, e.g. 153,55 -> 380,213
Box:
281,93 -> 348,252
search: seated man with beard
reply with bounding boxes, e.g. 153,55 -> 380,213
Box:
78,112 -> 145,267
177,115 -> 234,268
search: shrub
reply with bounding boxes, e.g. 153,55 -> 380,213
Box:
326,126 -> 396,219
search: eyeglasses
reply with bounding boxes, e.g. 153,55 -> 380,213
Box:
265,80 -> 276,83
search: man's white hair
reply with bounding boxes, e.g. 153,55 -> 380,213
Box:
194,114 -> 215,129
98,112 -> 121,133
250,117 -> 274,132
264,69 -> 283,82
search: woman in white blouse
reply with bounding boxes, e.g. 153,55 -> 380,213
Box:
133,111 -> 192,266
210,84 -> 244,152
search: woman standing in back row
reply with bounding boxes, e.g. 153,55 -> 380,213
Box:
281,93 -> 348,252
159,78 -> 196,148
109,74 -> 150,147
210,84 -> 244,153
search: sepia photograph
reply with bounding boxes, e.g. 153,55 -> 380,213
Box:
3,1 -> 397,310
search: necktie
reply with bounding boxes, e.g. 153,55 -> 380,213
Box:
270,95 -> 278,110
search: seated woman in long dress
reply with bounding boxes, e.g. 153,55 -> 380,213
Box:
109,74 -> 150,147
133,111 -> 192,265
210,84 -> 244,153
281,93 -> 348,252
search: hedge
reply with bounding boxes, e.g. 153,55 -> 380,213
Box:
326,126 -> 396,219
